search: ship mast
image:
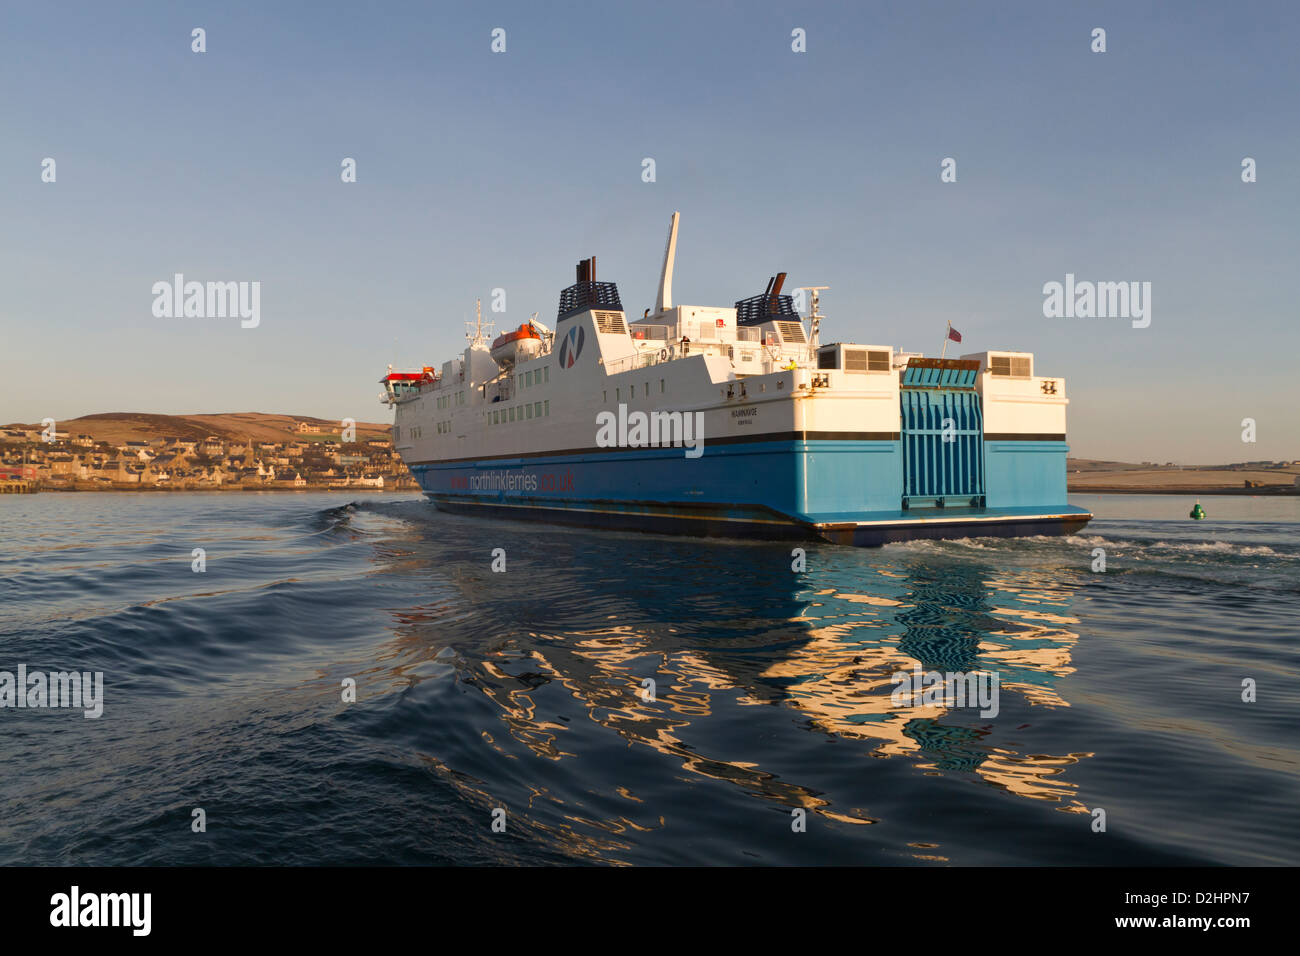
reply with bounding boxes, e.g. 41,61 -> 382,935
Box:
466,298 -> 492,346
798,286 -> 829,352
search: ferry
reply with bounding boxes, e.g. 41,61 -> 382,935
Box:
379,213 -> 1092,546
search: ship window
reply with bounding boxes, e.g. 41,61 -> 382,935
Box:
492,411 -> 499,424
509,407 -> 516,422
991,355 -> 1032,377
526,404 -> 533,419
534,401 -> 541,417
616,388 -> 620,401
602,390 -> 607,403
526,371 -> 533,387
644,382 -> 649,397
660,379 -> 665,392
844,349 -> 890,372
544,367 -> 550,383
544,400 -> 549,416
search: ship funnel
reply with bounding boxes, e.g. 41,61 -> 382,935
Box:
769,272 -> 787,312
735,274 -> 799,326
655,211 -> 680,314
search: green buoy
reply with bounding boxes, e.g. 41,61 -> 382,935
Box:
1190,500 -> 1206,520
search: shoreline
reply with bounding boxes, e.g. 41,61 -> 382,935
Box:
31,483 -> 417,493
16,483 -> 1296,497
1068,486 -> 1298,496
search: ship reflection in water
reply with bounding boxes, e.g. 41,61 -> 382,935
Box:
363,501 -> 1114,865
6,492 -> 1295,866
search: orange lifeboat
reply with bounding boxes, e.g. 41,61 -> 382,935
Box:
490,323 -> 543,368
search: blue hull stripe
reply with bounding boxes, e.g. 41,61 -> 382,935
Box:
409,439 -> 1091,547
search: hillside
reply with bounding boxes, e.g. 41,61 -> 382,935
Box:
4,412 -> 391,445
1065,457 -> 1299,492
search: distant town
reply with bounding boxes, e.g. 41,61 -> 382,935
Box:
0,414 -> 418,492
1,412 -> 1295,496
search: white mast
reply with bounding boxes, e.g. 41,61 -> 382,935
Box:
466,298 -> 492,346
797,286 -> 829,351
655,211 -> 680,315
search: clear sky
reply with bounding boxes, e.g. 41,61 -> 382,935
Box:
2,0 -> 1296,463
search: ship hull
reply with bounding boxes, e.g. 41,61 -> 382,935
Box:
408,439 -> 1092,547
423,492 -> 1091,546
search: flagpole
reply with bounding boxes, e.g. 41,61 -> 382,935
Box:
940,321 -> 950,360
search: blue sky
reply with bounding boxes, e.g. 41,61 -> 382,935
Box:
1,0 -> 1296,462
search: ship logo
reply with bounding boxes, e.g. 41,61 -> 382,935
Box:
558,326 -> 585,369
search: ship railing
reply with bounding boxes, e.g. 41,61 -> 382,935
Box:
628,324 -> 669,342
603,347 -> 680,375
605,341 -> 747,375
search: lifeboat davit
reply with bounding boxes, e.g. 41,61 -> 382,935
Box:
490,323 -> 543,368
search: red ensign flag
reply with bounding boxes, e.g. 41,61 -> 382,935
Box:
947,326 -> 962,343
